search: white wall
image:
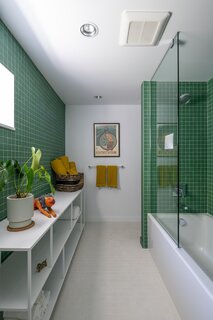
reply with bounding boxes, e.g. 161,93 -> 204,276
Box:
65,105 -> 141,222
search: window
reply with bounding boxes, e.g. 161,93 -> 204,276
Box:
0,63 -> 15,130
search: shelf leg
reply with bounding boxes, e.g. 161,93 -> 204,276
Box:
83,189 -> 86,225
80,191 -> 82,214
50,226 -> 53,267
71,203 -> 73,229
62,248 -> 65,277
80,192 -> 83,230
27,250 -> 32,320
0,251 -> 1,288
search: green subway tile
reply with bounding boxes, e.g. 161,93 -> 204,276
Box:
179,82 -> 207,214
142,80 -> 208,246
207,78 -> 213,214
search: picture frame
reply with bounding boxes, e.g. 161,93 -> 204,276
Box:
157,123 -> 177,157
93,123 -> 120,157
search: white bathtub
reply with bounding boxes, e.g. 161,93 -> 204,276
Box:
148,213 -> 213,320
156,213 -> 213,279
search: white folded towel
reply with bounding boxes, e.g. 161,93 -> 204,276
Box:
40,290 -> 50,311
73,206 -> 81,220
33,303 -> 42,320
3,290 -> 51,320
33,290 -> 50,319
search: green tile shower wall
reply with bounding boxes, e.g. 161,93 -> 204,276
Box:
207,78 -> 213,215
179,82 -> 207,214
150,82 -> 157,215
155,82 -> 178,216
141,82 -> 151,248
0,20 -> 65,221
141,81 -> 179,248
141,81 -> 208,246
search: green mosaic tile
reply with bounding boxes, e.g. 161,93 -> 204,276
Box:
0,19 -> 65,221
207,78 -> 213,215
141,81 -> 152,248
154,81 -> 178,215
179,82 -> 207,214
142,80 -> 208,247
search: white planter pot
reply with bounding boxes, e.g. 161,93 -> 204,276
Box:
7,193 -> 34,229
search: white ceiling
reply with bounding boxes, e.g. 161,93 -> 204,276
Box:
0,0 -> 213,105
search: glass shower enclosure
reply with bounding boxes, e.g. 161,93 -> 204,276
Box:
150,31 -> 213,279
151,33 -> 179,245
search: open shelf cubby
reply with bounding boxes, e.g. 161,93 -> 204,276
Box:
0,251 -> 28,311
31,230 -> 51,306
0,189 -> 85,320
53,205 -> 72,264
65,220 -> 82,274
43,252 -> 64,320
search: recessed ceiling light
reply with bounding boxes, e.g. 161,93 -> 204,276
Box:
94,95 -> 103,99
80,23 -> 99,37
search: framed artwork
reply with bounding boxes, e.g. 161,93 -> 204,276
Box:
93,123 -> 120,157
157,123 -> 177,157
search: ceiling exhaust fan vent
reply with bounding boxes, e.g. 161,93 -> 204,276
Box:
119,11 -> 171,46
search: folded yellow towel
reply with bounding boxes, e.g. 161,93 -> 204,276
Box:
96,165 -> 107,187
51,159 -> 67,175
107,165 -> 118,188
68,161 -> 78,175
59,156 -> 70,172
158,165 -> 177,187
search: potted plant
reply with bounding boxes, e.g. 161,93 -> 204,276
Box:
0,147 -> 55,230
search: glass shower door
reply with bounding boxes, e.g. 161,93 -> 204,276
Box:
151,34 -> 179,244
178,32 -> 211,278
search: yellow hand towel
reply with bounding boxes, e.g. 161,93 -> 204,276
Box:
158,165 -> 177,187
68,161 -> 78,175
51,159 -> 67,175
59,156 -> 70,172
96,165 -> 107,187
107,165 -> 118,188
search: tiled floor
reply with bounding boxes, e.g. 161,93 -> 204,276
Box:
51,222 -> 181,320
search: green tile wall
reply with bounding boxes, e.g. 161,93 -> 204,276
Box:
141,82 -> 151,248
150,82 -> 157,214
0,20 -> 65,221
155,82 -> 178,216
141,81 -> 208,246
207,78 -> 213,215
141,81 -> 179,247
179,82 -> 207,213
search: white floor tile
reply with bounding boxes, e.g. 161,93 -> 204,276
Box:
51,222 -> 181,320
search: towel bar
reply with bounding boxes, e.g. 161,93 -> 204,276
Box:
88,165 -> 125,168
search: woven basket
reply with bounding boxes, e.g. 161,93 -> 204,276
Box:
55,173 -> 84,192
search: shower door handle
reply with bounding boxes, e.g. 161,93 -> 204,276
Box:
179,218 -> 187,226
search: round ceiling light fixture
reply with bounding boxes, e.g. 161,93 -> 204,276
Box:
80,23 -> 99,37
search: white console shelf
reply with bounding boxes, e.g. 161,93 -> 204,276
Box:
0,189 -> 85,320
